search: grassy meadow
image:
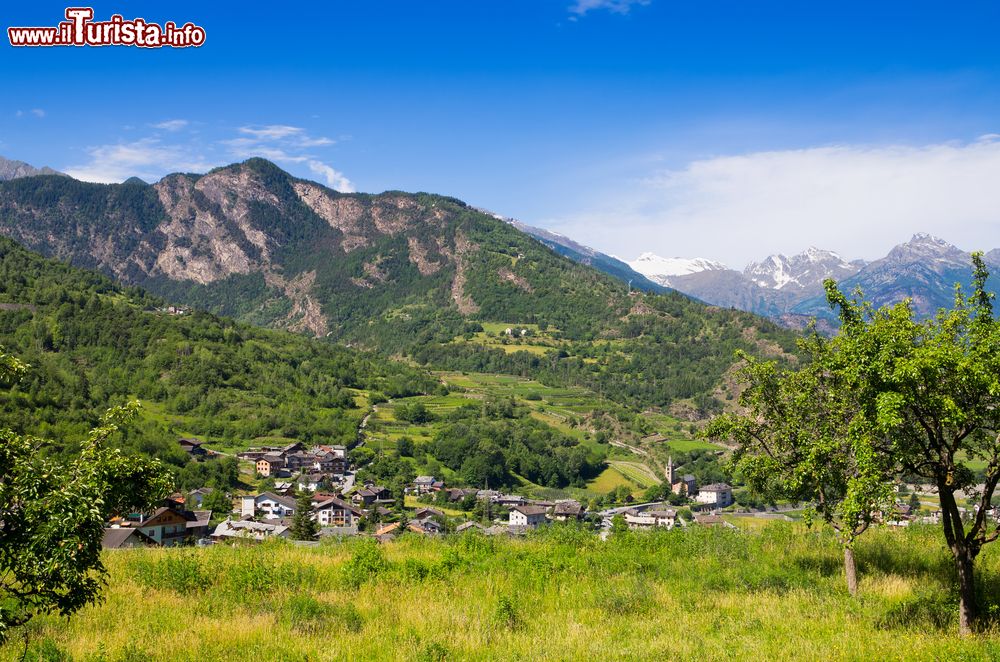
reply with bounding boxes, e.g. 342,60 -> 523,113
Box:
7,523 -> 1000,661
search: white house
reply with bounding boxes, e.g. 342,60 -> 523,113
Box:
241,492 -> 297,520
624,507 -> 677,529
212,519 -> 289,543
695,483 -> 734,508
312,496 -> 363,527
509,504 -> 548,529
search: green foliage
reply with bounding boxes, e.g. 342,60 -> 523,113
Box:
290,492 -> 319,541
0,237 -> 436,486
819,254 -> 1000,632
342,539 -> 389,589
0,349 -> 171,643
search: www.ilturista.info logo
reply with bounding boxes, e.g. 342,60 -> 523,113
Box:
8,7 -> 205,48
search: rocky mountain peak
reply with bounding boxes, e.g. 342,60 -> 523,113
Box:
0,155 -> 64,181
885,233 -> 967,266
743,247 -> 860,291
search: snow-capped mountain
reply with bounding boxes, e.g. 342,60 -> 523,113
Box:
743,247 -> 864,291
627,252 -> 728,286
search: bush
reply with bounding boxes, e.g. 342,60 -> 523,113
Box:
492,594 -> 520,631
342,539 -> 389,588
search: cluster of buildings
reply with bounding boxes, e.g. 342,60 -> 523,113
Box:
238,442 -> 349,491
666,457 -> 734,508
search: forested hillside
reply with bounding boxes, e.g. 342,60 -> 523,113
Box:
0,160 -> 800,414
0,236 -> 436,488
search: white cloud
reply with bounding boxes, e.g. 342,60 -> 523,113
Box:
63,122 -> 354,192
238,125 -> 305,140
15,109 -> 45,118
63,138 -> 219,183
569,0 -> 650,15
152,119 -> 189,131
546,136 -> 1000,267
226,125 -> 352,191
308,160 -> 355,193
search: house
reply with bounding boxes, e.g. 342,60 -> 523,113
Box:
412,476 -> 438,494
551,500 -> 584,521
102,527 -> 157,549
456,521 -> 484,533
241,492 -> 297,520
256,454 -> 286,477
313,451 -> 347,475
375,522 -> 401,536
295,471 -> 328,492
447,487 -> 478,502
212,519 -> 289,543
312,496 -> 363,527
496,494 -> 527,508
624,507 -> 676,529
352,485 -> 391,506
134,507 -> 193,547
672,474 -> 698,497
186,510 -> 213,539
412,507 -> 444,520
693,513 -> 730,527
408,519 -> 443,535
178,438 -> 207,457
509,504 -> 548,529
695,483 -> 733,508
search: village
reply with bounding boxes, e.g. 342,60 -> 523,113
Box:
100,436 -> 952,549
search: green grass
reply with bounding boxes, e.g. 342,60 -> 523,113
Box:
586,465 -> 642,494
7,524 -> 1000,660
608,460 -> 661,489
666,438 -> 725,453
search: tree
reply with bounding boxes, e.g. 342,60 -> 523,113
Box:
706,339 -> 894,596
822,255 -> 1000,634
290,491 -> 319,541
201,489 -> 234,518
0,347 -> 171,644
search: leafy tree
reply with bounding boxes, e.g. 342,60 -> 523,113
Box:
822,255 -> 1000,634
201,489 -> 234,518
290,492 -> 319,541
396,436 -> 415,457
0,347 -> 171,644
706,340 -> 894,596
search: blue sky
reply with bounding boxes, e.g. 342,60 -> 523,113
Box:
3,1 -> 1000,266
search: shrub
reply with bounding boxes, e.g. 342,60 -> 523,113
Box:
342,539 -> 389,588
492,594 -> 520,631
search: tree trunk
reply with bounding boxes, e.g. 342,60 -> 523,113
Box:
844,546 -> 859,596
955,547 -> 977,635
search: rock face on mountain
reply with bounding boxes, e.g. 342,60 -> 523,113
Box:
0,156 -> 62,181
0,158 -> 675,342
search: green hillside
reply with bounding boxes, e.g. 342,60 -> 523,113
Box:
0,162 -> 801,415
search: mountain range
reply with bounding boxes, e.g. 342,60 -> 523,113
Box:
627,235 -> 1000,325
1,152 -> 991,340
